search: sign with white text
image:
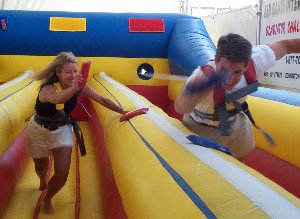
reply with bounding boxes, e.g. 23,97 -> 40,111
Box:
259,0 -> 300,90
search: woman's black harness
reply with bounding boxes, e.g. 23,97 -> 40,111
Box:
34,110 -> 86,156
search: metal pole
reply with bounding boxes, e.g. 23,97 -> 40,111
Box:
180,0 -> 189,14
1,0 -> 5,10
257,0 -> 263,45
186,0 -> 189,14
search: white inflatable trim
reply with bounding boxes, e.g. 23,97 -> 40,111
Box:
0,71 -> 30,90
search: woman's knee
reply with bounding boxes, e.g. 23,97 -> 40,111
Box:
54,165 -> 70,179
33,157 -> 50,173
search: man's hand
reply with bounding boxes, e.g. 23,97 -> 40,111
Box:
185,66 -> 229,93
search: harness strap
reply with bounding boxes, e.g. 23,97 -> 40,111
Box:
193,108 -> 239,121
35,114 -> 52,122
233,101 -> 275,146
68,115 -> 87,156
53,82 -> 64,110
244,60 -> 257,84
213,84 -> 226,104
209,59 -> 259,136
226,81 -> 260,103
233,101 -> 254,123
215,103 -> 230,136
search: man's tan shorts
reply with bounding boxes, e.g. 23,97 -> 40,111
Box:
183,112 -> 255,159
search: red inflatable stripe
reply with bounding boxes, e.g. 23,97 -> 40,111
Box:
119,108 -> 149,122
0,129 -> 29,216
78,60 -> 91,88
33,158 -> 52,219
129,18 -> 165,32
1,19 -> 7,30
75,141 -> 81,219
86,100 -> 127,219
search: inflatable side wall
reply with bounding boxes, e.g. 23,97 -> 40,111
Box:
0,73 -> 40,214
168,18 -> 216,76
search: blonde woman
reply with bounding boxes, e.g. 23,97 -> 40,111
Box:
26,51 -> 127,214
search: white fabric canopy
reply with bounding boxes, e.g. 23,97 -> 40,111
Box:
201,6 -> 258,46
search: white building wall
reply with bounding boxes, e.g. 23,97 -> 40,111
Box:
258,0 -> 300,90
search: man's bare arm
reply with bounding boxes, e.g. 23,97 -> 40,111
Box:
269,38 -> 300,61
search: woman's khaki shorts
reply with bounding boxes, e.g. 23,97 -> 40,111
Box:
183,112 -> 255,159
26,116 -> 74,159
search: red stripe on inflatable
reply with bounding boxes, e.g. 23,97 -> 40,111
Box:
86,100 -> 127,219
0,129 -> 29,216
75,142 -> 81,219
127,85 -> 169,110
71,95 -> 89,121
78,60 -> 91,89
244,147 -> 300,198
129,18 -> 165,32
165,100 -> 183,121
1,19 -> 7,30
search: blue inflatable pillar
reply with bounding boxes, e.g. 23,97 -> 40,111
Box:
168,18 -> 216,77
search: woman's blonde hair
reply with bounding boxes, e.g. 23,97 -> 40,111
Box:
30,51 -> 77,85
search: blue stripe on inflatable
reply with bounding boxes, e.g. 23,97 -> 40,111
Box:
94,76 -> 217,218
251,87 -> 300,107
168,18 -> 216,76
130,124 -> 217,219
0,10 -> 192,57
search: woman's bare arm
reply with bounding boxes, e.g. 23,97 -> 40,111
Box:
39,84 -> 79,104
82,84 -> 126,114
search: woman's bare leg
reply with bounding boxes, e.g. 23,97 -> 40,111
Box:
33,157 -> 50,191
43,147 -> 72,214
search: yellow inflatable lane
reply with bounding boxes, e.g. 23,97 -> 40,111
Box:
89,72 -> 300,219
248,96 -> 300,169
0,71 -> 39,156
2,122 -> 105,219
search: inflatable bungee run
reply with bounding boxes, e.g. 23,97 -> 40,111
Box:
0,10 -> 300,219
